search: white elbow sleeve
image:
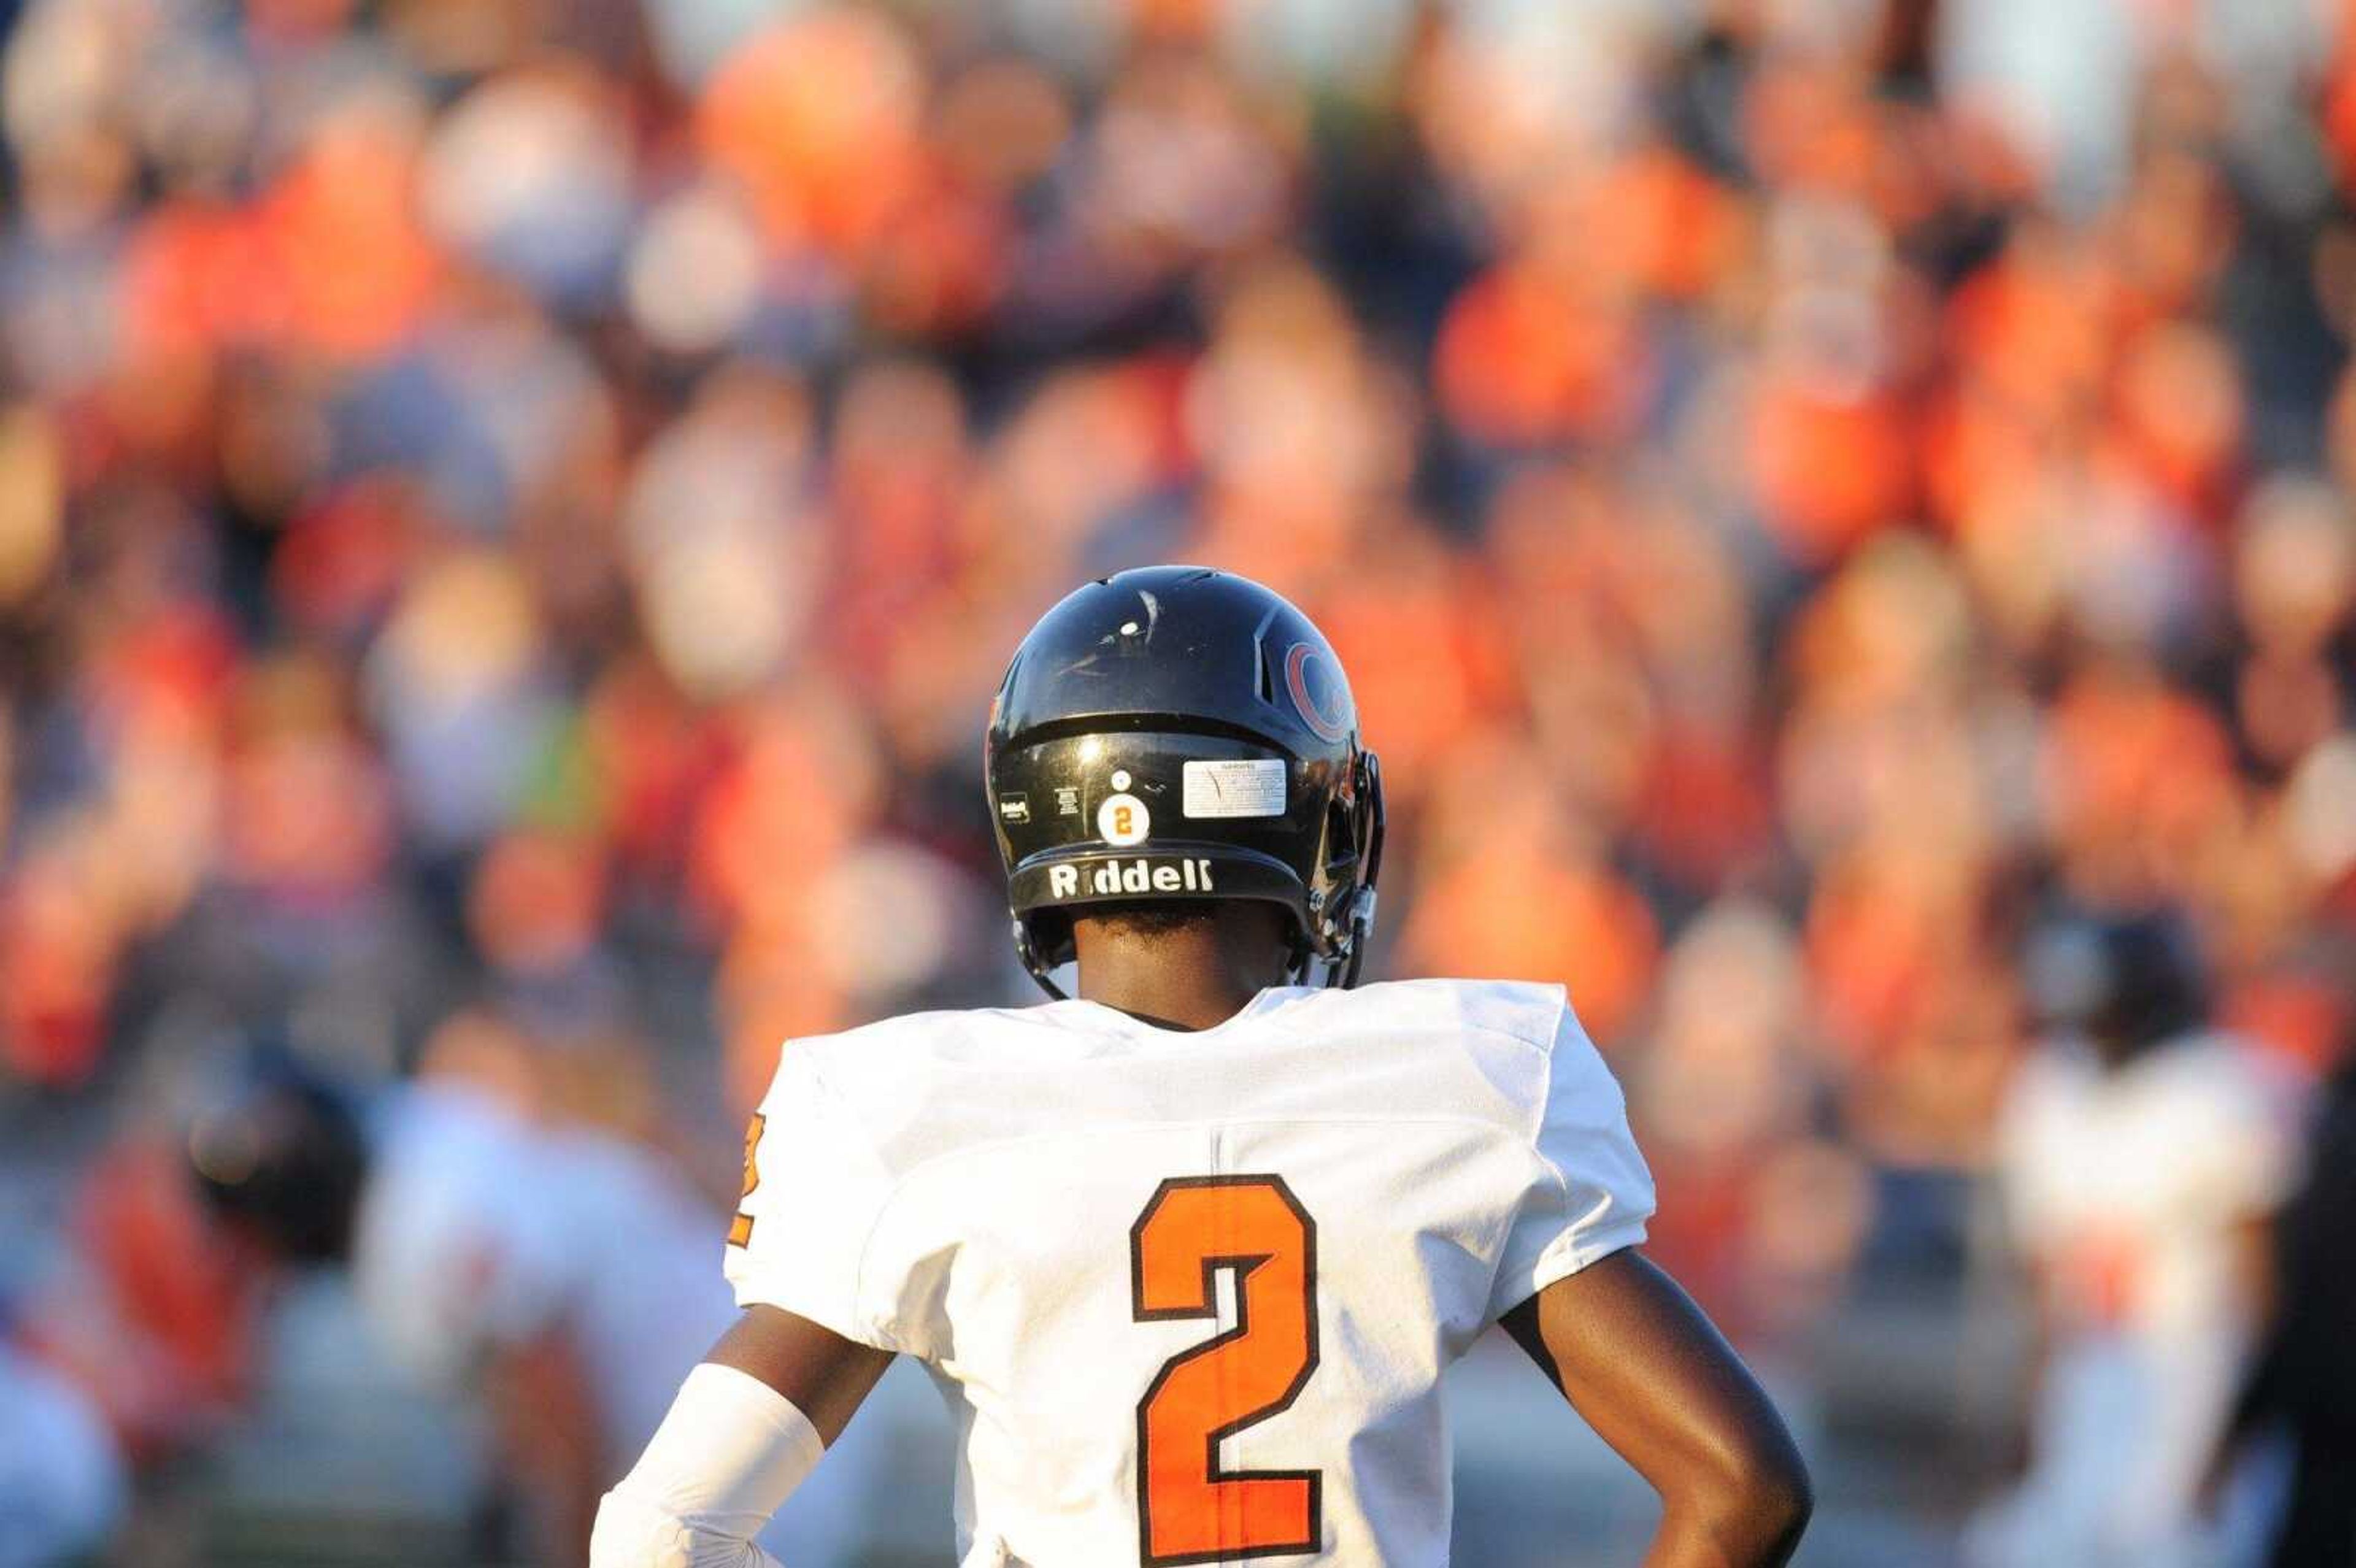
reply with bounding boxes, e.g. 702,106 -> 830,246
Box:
590,1362 -> 825,1568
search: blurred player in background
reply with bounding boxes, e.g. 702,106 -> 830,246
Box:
1968,911 -> 2300,1568
2208,968 -> 2356,1568
188,1013 -> 947,1567
593,567 -> 1811,1567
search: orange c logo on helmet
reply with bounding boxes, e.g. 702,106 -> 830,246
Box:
1284,642 -> 1352,744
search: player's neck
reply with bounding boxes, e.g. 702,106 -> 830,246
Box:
1072,916 -> 1291,1032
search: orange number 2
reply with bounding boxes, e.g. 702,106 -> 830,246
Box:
1129,1175 -> 1322,1564
726,1112 -> 767,1249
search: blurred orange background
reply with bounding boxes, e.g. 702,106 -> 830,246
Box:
1,0 -> 2353,1564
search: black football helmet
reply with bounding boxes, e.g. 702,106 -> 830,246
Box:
985,566 -> 1385,999
2024,907 -> 2209,1064
185,1047 -> 369,1264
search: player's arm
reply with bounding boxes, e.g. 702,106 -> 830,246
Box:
590,1306 -> 893,1568
703,1305 -> 896,1437
1501,1250 -> 1811,1568
600,1043 -> 905,1565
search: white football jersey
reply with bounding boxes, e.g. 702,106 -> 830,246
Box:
725,978 -> 1653,1567
1967,1030 -> 2302,1568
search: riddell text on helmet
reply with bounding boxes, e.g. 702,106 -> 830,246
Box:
1045,859 -> 1216,899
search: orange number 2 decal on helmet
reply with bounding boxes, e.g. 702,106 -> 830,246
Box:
726,1112 -> 767,1248
1130,1175 -> 1322,1564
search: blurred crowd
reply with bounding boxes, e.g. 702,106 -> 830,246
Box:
3,0 -> 2356,1560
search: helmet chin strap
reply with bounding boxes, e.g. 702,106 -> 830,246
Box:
1336,890 -> 1377,990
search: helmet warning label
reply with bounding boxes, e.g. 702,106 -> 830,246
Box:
1182,758 -> 1287,818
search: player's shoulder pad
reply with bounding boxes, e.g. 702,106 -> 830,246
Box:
777,1005 -> 962,1063
778,1001 -> 1060,1061
759,1003 -> 1068,1115
2160,1029 -> 2303,1118
1332,977 -> 1568,1051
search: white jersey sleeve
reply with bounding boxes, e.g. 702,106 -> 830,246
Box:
723,1047 -> 908,1352
1485,1000 -> 1656,1321
2172,1039 -> 2300,1225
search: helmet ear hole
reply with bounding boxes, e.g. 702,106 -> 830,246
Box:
1323,797 -> 1358,877
1028,907 -> 1076,968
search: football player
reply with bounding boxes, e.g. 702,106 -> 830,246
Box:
1968,912 -> 2298,1568
594,567 -> 1811,1567
184,1024 -> 949,1566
